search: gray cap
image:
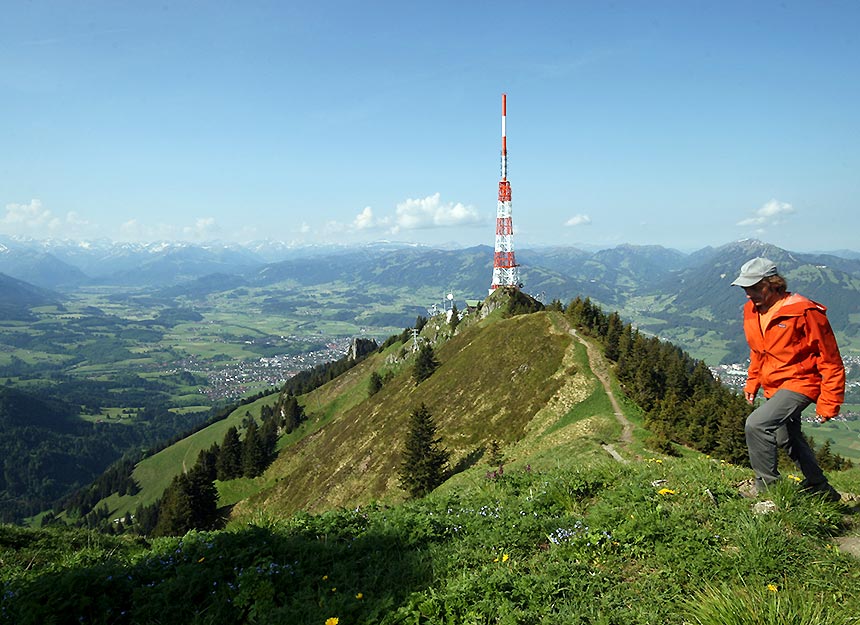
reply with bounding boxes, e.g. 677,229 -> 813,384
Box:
731,257 -> 778,287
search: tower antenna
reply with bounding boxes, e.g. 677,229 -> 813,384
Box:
490,93 -> 520,293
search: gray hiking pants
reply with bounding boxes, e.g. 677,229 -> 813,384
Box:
745,389 -> 827,493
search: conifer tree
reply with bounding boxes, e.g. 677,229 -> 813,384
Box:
603,311 -> 623,361
487,439 -> 505,466
398,403 -> 450,498
196,443 -> 220,482
216,426 -> 242,481
368,371 -> 383,396
242,419 -> 267,478
281,393 -> 305,433
413,344 -> 439,385
260,413 -> 279,460
415,315 -> 428,332
134,501 -> 160,536
153,466 -> 218,536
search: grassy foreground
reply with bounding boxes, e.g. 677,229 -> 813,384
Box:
2,451 -> 858,625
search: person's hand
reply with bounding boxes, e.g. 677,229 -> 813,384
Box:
745,392 -> 756,405
816,406 -> 839,423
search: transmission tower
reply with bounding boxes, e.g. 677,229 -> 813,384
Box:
490,93 -> 520,293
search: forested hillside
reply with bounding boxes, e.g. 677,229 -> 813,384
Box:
0,386 -> 215,523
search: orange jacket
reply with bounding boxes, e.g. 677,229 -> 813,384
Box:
743,293 -> 845,418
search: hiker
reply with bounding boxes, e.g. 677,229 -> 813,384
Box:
731,256 -> 844,501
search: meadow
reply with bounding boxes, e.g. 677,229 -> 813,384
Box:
2,447 -> 858,624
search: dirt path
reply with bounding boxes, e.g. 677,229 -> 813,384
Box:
569,329 -> 634,462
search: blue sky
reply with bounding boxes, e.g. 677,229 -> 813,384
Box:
2,1 -> 858,252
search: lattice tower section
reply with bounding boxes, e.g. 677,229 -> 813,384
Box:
490,93 -> 520,292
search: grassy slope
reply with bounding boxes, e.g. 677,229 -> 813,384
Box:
231,310 -> 583,520
102,393 -> 280,516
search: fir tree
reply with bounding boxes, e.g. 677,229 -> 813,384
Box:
242,419 -> 267,478
281,393 -> 305,433
398,403 -> 450,498
216,426 -> 242,481
260,413 -> 279,460
487,439 -> 505,466
368,371 -> 383,396
153,466 -> 218,536
413,344 -> 439,385
603,311 -> 623,361
196,442 -> 220,482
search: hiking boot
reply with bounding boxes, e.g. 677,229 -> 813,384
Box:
801,481 -> 842,503
737,478 -> 758,499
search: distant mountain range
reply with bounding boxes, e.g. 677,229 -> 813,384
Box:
2,236 -> 858,364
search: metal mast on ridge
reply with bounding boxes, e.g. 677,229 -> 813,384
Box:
490,93 -> 520,293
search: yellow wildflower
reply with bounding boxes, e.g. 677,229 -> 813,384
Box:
197,557 -> 205,563
356,592 -> 364,599
502,553 -> 509,562
322,575 -> 329,581
767,584 -> 778,593
326,618 -> 340,625
657,488 -> 677,496
788,474 -> 802,483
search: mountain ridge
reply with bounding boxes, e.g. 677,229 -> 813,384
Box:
2,238 -> 858,365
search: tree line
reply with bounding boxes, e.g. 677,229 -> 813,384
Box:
565,296 -> 853,470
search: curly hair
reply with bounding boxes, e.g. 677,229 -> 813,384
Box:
762,274 -> 787,294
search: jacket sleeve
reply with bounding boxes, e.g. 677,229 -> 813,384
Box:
744,314 -> 762,397
806,308 -> 845,418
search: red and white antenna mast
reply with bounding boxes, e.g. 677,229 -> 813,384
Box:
490,93 -> 520,292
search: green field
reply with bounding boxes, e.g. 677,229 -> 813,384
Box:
807,416 -> 860,463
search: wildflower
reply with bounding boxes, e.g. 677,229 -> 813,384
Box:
657,488 -> 677,496
502,553 -> 509,562
788,474 -> 802,483
331,587 -> 337,593
326,618 -> 340,625
356,592 -> 364,599
322,575 -> 329,581
198,557 -> 205,563
767,584 -> 778,593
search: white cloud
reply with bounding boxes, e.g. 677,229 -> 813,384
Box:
119,219 -> 145,239
65,211 -> 90,228
2,199 -> 61,232
319,195 -> 480,241
393,193 -> 481,231
353,206 -> 376,230
737,199 -> 795,227
1,199 -> 99,238
564,214 -> 592,227
182,217 -> 220,240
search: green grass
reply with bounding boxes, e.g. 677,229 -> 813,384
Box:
805,418 -> 860,463
2,455 -> 857,625
103,394 -> 280,516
